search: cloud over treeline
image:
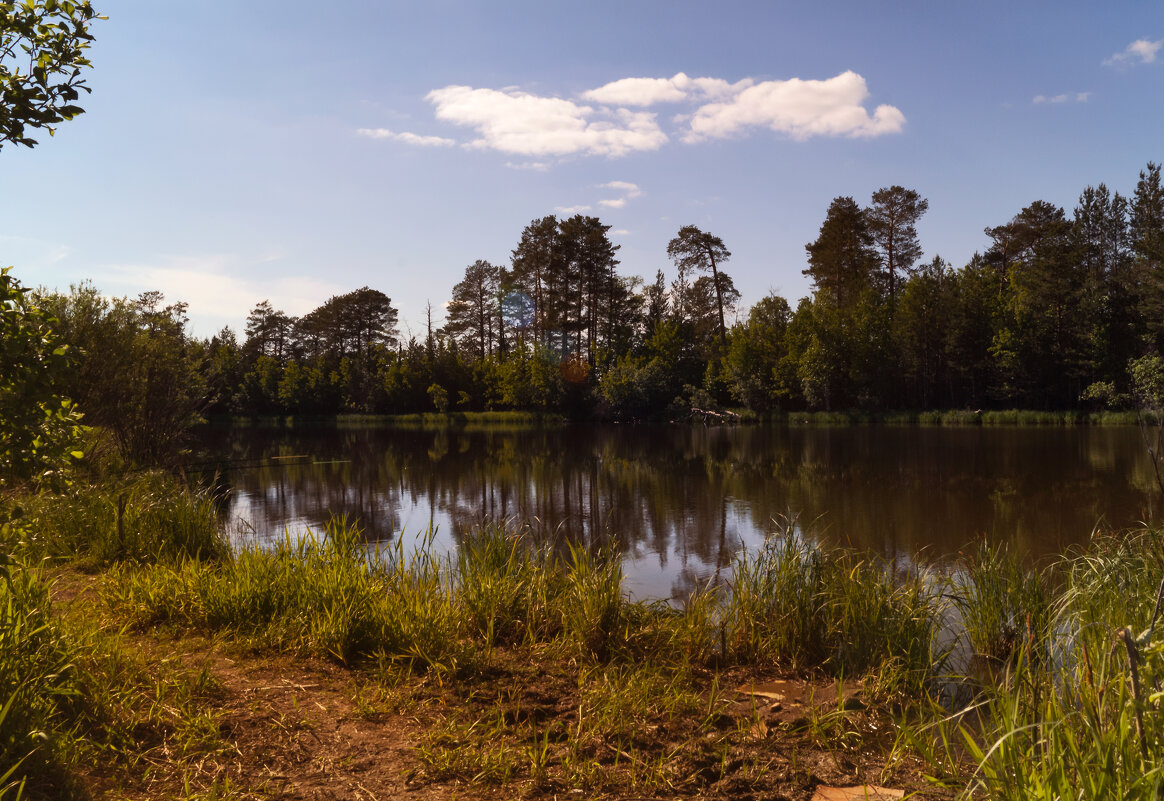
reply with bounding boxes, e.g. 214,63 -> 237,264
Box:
365,70 -> 905,162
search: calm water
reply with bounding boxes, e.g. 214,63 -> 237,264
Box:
192,422 -> 1160,600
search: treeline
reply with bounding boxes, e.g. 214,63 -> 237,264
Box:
31,162 -> 1164,455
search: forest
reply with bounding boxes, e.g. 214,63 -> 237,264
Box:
26,161 -> 1164,461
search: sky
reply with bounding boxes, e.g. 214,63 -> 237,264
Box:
3,1 -> 1164,339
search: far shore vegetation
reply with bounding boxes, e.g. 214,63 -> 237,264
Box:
213,408 -> 1150,428
19,159 -> 1164,468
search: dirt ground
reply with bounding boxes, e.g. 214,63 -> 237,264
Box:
51,571 -> 955,801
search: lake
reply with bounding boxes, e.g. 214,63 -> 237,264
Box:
192,421 -> 1160,600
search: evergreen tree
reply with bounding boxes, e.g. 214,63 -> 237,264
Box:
1072,183 -> 1134,381
1132,162 -> 1164,351
804,197 -> 878,310
866,186 -> 929,303
666,225 -> 732,345
894,257 -> 953,407
444,259 -> 502,360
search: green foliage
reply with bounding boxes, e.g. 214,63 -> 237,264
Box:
0,0 -> 99,149
36,162 -> 1164,424
597,353 -> 668,420
722,294 -> 790,412
1130,354 -> 1164,496
36,285 -> 208,467
0,267 -> 82,491
427,382 -> 449,413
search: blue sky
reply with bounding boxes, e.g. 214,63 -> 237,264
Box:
4,1 -> 1163,338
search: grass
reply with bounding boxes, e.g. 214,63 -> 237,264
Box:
104,521 -> 464,672
203,411 -> 567,430
890,526 -> 1164,801
949,541 -> 1053,668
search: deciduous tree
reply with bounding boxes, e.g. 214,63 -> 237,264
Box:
0,0 -> 100,149
0,268 -> 81,488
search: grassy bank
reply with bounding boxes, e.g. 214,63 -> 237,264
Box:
770,409 -> 1145,426
203,410 -> 568,430
5,478 -> 1164,797
213,408 -> 1149,429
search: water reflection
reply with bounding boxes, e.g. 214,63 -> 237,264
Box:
193,422 -> 1158,599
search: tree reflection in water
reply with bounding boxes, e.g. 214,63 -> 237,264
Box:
193,422 -> 1155,599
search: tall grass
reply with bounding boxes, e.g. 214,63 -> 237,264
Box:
454,524 -> 563,647
20,472 -> 227,565
0,559 -> 75,795
720,528 -> 943,685
0,541 -> 234,797
950,541 -> 1053,668
106,521 -> 463,671
890,526 -> 1164,800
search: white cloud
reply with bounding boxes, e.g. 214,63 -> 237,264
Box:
597,180 -> 643,208
685,71 -> 905,142
554,205 -> 592,215
426,85 -> 667,157
582,74 -> 691,106
104,256 -> 344,325
599,180 -> 643,197
581,73 -> 754,106
356,128 -> 456,147
1033,92 -> 1091,104
367,71 -> 905,164
1105,38 -> 1163,66
612,229 -> 630,236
